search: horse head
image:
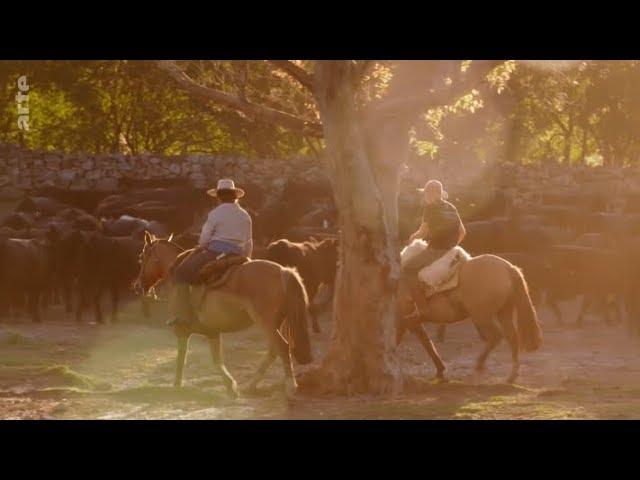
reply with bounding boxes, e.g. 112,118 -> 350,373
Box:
134,232 -> 181,296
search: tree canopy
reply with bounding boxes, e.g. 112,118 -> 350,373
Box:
2,60 -> 640,168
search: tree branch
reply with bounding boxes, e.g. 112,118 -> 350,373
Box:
267,60 -> 315,92
157,60 -> 323,137
373,60 -> 505,119
352,60 -> 374,86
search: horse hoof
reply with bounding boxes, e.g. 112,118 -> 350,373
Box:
434,373 -> 448,383
285,379 -> 299,399
227,381 -> 240,399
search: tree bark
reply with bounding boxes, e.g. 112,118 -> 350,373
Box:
299,61 -> 406,395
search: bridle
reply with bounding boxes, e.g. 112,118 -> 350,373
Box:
134,239 -> 182,297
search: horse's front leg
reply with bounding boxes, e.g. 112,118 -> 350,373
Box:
174,335 -> 189,388
209,333 -> 239,398
409,323 -> 446,380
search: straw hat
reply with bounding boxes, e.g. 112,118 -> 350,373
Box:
207,178 -> 245,198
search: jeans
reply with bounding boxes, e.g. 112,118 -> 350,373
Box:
173,249 -> 221,284
207,240 -> 243,256
174,240 -> 243,284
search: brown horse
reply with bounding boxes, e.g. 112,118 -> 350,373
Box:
397,247 -> 543,384
133,233 -> 312,398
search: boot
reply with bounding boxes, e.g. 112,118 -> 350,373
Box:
167,283 -> 196,327
409,277 -> 431,321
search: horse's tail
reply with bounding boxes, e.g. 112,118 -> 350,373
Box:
281,267 -> 313,365
510,265 -> 543,351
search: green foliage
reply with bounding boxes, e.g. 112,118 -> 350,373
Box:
0,60 -> 309,157
411,60 -> 640,167
3,60 -> 640,167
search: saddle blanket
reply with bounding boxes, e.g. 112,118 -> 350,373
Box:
401,240 -> 471,294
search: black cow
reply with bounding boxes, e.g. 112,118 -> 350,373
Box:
0,237 -> 51,322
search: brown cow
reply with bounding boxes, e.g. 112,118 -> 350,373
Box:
265,237 -> 338,333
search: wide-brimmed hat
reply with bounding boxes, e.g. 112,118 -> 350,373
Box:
207,178 -> 245,198
417,179 -> 448,199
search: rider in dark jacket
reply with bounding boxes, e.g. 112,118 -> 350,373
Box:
402,179 -> 466,320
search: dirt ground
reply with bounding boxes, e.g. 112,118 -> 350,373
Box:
1,294 -> 640,420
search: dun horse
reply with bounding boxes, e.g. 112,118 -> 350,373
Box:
133,232 -> 312,397
398,241 -> 543,383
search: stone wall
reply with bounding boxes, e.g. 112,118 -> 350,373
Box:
3,143 -> 640,204
0,144 -> 328,198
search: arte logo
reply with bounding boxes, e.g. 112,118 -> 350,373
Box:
16,76 -> 29,131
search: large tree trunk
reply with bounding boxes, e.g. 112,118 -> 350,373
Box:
299,62 -> 409,395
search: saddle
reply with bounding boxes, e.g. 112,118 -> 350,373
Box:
419,246 -> 470,297
195,254 -> 250,289
410,246 -> 471,296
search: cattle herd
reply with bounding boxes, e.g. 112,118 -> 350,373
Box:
0,177 -> 338,326
1,166 -> 640,339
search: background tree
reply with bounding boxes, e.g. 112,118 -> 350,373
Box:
156,60 -> 503,394
5,59 -> 638,394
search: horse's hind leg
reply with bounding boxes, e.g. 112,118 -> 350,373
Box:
497,305 -> 519,384
273,328 -> 298,398
174,335 -> 189,388
209,334 -> 239,398
409,323 -> 446,380
246,346 -> 277,392
474,318 -> 502,373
